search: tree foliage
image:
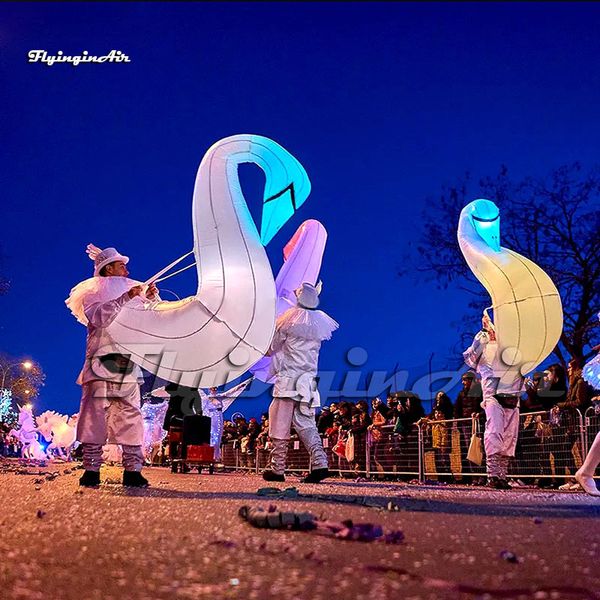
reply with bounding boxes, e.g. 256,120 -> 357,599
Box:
0,353 -> 45,403
406,163 -> 600,366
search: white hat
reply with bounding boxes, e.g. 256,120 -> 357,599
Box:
295,282 -> 321,309
86,244 -> 129,277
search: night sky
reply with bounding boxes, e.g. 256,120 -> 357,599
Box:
2,2 -> 600,418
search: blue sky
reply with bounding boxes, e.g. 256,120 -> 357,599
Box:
2,2 -> 600,417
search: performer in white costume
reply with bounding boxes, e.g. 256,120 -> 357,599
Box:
457,199 -> 561,489
263,282 -> 338,484
463,313 -> 523,489
576,313 -> 600,497
201,379 -> 252,461
66,245 -> 158,487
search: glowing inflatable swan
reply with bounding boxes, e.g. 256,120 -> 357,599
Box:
251,219 -> 328,383
458,199 -> 563,378
106,135 -> 311,387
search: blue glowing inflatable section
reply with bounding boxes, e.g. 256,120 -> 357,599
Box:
257,135 -> 311,245
470,198 -> 501,252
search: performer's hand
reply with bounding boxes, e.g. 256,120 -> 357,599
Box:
146,282 -> 158,300
128,285 -> 144,299
482,314 -> 495,331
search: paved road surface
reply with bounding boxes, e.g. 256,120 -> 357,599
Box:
1,459 -> 599,600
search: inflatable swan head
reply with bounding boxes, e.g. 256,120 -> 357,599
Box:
257,137 -> 312,245
465,199 -> 501,252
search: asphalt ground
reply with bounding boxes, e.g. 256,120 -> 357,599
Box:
1,459 -> 599,600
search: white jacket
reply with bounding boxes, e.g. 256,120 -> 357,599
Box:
269,306 -> 338,405
463,330 -> 523,406
79,291 -> 142,384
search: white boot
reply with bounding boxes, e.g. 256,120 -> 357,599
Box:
296,427 -> 328,470
268,438 -> 289,476
575,432 -> 600,497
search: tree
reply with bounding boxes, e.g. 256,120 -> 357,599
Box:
404,163 -> 600,368
0,353 -> 46,412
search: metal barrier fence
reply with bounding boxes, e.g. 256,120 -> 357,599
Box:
584,406 -> 600,457
217,408 -> 597,483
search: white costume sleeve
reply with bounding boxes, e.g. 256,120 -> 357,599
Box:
463,330 -> 488,370
268,327 -> 287,356
84,291 -> 132,329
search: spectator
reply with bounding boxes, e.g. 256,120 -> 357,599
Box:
335,401 -> 353,431
350,400 -> 371,473
317,406 -> 334,434
235,416 -> 249,438
369,398 -> 389,475
430,391 -> 454,420
395,391 -> 425,434
428,408 -> 451,482
454,371 -> 483,482
240,418 -> 260,467
518,371 -> 551,483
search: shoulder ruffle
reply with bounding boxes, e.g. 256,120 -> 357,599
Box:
276,306 -> 339,341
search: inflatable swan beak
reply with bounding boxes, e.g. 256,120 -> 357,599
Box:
259,140 -> 311,246
470,199 -> 501,253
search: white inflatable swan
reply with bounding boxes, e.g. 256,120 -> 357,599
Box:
106,135 -> 311,387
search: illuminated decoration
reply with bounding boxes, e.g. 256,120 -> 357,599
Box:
0,388 -> 13,421
200,377 -> 253,460
104,135 -> 311,388
458,199 -> 563,378
8,404 -> 46,460
153,378 -> 252,461
583,312 -> 600,389
36,410 -> 78,459
141,400 -> 169,462
251,220 -> 328,383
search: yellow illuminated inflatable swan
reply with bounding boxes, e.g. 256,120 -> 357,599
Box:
457,199 -> 563,378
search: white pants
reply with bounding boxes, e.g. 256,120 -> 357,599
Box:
77,380 -> 143,446
268,397 -> 328,474
484,400 -> 519,457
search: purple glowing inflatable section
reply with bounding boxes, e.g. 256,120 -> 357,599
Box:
251,219 -> 328,383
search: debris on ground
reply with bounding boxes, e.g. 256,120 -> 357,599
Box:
256,486 -> 300,498
499,550 -> 523,564
239,504 -> 404,544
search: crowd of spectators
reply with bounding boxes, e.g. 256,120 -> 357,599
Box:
0,425 -> 23,457
215,358 -> 598,486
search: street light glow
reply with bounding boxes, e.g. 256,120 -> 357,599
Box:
22,361 -> 33,370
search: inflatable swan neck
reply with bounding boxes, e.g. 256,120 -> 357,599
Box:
198,135 -> 311,246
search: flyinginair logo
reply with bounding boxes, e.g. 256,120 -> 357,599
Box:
28,50 -> 131,66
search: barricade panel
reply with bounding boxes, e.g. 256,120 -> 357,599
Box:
217,408 -> 591,483
367,425 -> 421,479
